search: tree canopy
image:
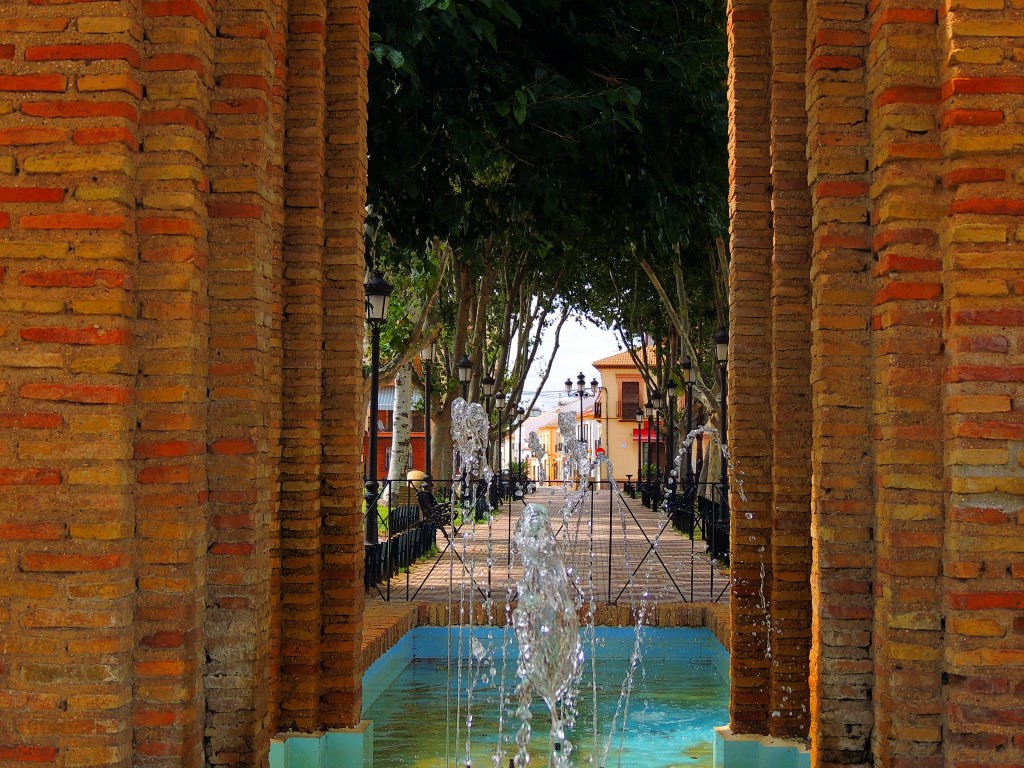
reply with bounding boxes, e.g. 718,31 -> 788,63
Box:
365,0 -> 729,469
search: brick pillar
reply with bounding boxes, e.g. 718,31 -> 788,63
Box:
0,4 -> 141,767
865,3 -> 946,766
938,6 -> 1024,764
727,0 -> 775,736
278,0 -> 328,732
768,0 -> 813,739
134,0 -> 214,765
203,0 -> 282,762
320,0 -> 368,728
804,0 -> 875,765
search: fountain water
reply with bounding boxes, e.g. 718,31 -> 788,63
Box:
442,399 -> 671,768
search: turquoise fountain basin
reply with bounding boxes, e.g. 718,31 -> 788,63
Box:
362,626 -> 729,768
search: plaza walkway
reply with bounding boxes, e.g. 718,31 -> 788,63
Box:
368,483 -> 730,606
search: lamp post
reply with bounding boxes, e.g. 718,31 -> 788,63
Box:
364,271 -> 393,545
634,407 -> 643,499
481,373 -> 495,462
714,327 -> 729,561
644,397 -> 654,507
651,388 -> 663,509
419,340 -> 435,488
517,406 -> 525,467
666,378 -> 677,498
682,357 -> 695,491
457,355 -> 472,401
564,372 -> 597,447
494,390 -> 506,477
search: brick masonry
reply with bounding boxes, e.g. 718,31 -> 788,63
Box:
2,0 -> 1022,764
0,0 -> 368,766
728,0 -> 1024,766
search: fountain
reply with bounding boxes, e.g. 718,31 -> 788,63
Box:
440,399 -> 667,768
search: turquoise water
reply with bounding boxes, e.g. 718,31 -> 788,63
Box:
363,628 -> 728,768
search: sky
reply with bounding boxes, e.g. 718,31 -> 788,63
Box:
521,314 -> 621,410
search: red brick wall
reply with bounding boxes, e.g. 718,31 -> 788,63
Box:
0,0 -> 369,764
728,0 -> 1024,764
939,3 -> 1024,765
727,0 -> 776,735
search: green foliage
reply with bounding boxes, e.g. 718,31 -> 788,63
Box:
367,0 -> 729,385
506,459 -> 529,475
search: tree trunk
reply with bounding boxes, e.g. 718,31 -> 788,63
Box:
383,364 -> 412,505
431,391 -> 456,482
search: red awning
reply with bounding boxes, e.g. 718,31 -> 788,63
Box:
632,428 -> 661,442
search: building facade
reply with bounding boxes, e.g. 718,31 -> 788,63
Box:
592,349 -> 669,483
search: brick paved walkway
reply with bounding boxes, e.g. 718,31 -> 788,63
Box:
368,484 -> 730,606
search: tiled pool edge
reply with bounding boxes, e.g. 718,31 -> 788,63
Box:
362,624 -> 732,714
272,601 -> 734,768
270,721 -> 373,768
713,726 -> 811,768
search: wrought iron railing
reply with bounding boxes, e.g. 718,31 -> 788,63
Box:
362,475 -> 730,604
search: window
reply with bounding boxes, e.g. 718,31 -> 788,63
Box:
594,401 -> 602,418
411,412 -> 425,432
619,381 -> 640,419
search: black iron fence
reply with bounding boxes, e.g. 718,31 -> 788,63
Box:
363,475 -> 730,604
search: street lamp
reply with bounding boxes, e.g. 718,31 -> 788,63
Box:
517,405 -> 526,492
714,327 -> 729,562
364,271 -> 393,545
419,340 -> 435,487
495,390 -> 506,476
651,389 -> 663,508
517,405 -> 526,465
481,373 -> 496,402
565,371 -> 595,445
457,354 -> 472,400
481,373 -> 496,464
666,378 -> 677,500
634,407 -> 643,499
681,356 -> 695,492
644,398 -> 654,507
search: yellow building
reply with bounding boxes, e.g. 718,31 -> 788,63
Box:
592,348 -> 664,484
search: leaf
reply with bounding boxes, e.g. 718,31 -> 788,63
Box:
513,100 -> 526,125
513,89 -> 527,124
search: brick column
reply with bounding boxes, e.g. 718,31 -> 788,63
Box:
804,0 -> 875,765
768,0 -> 813,739
320,0 -> 369,728
727,0 -> 775,736
938,6 -> 1024,764
865,3 -> 946,766
134,1 -> 214,765
204,0 -> 282,762
0,4 -> 141,767
278,0 -> 328,733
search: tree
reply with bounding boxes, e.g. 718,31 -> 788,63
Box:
366,0 -> 729,477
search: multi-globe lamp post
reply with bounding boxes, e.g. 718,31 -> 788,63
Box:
363,271 -> 393,545
564,372 -> 598,443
